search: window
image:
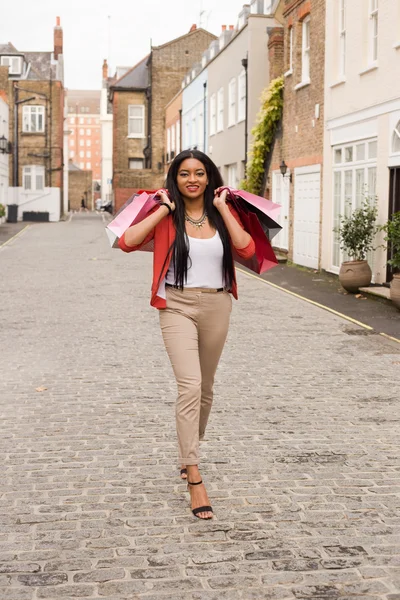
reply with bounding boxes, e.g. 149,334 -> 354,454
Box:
238,71 -> 246,122
217,87 -> 224,132
79,128 -> 84,135
86,162 -> 91,169
167,128 -> 171,158
79,139 -> 84,147
87,118 -> 91,124
70,139 -> 74,147
86,129 -> 91,136
86,151 -> 91,158
210,94 -> 216,135
128,105 -> 145,137
301,17 -> 311,83
393,121 -> 400,154
176,120 -> 181,154
129,158 -> 144,169
79,150 -> 84,158
1,55 -> 22,74
227,164 -> 237,187
86,140 -> 91,147
69,151 -> 74,158
332,139 -> 378,269
171,124 -> 176,155
228,78 -> 236,127
23,166 -> 45,192
79,117 -> 84,124
339,0 -> 346,77
70,117 -> 75,124
369,0 -> 378,63
79,162 -> 84,169
22,105 -> 45,133
198,111 -> 204,150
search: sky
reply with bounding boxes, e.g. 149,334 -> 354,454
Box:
1,0 -> 248,90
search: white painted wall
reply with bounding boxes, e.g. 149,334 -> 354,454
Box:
0,96 -> 9,221
8,188 -> 61,222
100,86 -> 113,204
322,0 -> 400,283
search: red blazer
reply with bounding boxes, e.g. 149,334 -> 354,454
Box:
118,204 -> 255,309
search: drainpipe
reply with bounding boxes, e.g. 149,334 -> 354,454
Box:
203,81 -> 207,153
241,55 -> 248,176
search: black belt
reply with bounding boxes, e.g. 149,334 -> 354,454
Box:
165,283 -> 224,293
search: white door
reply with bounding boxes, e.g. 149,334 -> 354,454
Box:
293,166 -> 321,269
272,170 -> 289,250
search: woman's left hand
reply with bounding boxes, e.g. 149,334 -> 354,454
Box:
213,188 -> 229,210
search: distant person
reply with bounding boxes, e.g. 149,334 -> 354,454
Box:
80,196 -> 88,212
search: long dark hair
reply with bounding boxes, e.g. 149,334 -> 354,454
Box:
164,150 -> 235,290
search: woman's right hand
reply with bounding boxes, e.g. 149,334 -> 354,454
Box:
156,189 -> 175,213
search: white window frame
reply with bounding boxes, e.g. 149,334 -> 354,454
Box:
86,129 -> 91,136
331,138 -> 378,272
22,105 -> 45,133
79,150 -> 84,158
210,94 -> 217,136
86,151 -> 91,158
167,128 -> 171,159
128,105 -> 145,138
79,128 -> 84,135
1,55 -> 22,75
86,140 -> 91,147
301,17 -> 311,84
369,0 -> 378,63
86,162 -> 91,169
176,120 -> 181,154
171,124 -> 176,155
198,110 -> 204,151
22,165 -> 45,192
70,139 -> 74,147
79,139 -> 84,147
339,0 -> 346,78
217,88 -> 224,133
392,121 -> 400,154
227,163 -> 237,187
238,71 -> 246,122
129,158 -> 144,170
228,78 -> 236,127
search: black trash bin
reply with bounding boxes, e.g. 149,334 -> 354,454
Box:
7,204 -> 18,223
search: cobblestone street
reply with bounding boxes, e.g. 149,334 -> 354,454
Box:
1,212 -> 400,600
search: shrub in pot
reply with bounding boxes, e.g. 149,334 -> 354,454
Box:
335,197 -> 378,293
378,211 -> 400,310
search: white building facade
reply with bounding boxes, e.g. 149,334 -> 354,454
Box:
100,79 -> 113,205
182,66 -> 208,154
0,93 -> 9,221
322,0 -> 400,283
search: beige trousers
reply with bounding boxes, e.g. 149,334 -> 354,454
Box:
159,287 -> 232,465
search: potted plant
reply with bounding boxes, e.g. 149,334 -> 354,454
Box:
379,211 -> 400,309
335,197 -> 378,293
0,203 -> 5,224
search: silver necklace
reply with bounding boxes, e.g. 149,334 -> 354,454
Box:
185,211 -> 208,229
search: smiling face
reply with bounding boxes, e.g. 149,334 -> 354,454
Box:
176,158 -> 209,202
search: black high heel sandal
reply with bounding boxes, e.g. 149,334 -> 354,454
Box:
187,479 -> 213,519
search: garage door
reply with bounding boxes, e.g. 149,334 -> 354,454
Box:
293,166 -> 321,269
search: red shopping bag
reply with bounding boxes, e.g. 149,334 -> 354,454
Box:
105,191 -> 159,250
227,192 -> 279,274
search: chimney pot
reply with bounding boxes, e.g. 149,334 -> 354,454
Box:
222,25 -> 227,31
56,16 -> 60,27
229,25 -> 234,30
102,59 -> 108,80
190,24 -> 197,32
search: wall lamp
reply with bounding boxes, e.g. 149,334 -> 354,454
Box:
280,160 -> 292,183
0,135 -> 12,154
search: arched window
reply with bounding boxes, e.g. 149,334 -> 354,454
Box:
393,121 -> 400,154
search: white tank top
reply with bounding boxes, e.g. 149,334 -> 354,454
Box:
165,230 -> 225,289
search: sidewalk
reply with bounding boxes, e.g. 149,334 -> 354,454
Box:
0,212 -> 399,600
252,260 -> 400,341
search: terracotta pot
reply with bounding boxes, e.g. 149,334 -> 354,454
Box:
390,274 -> 400,310
339,260 -> 372,293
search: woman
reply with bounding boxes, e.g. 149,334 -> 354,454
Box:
118,150 -> 255,520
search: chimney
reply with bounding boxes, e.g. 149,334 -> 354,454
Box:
102,59 -> 108,80
229,25 -> 234,30
222,25 -> 227,31
54,17 -> 63,60
190,24 -> 197,32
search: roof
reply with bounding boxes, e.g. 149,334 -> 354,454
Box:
152,27 -> 216,51
111,55 -> 149,90
0,44 -> 59,80
66,90 -> 101,114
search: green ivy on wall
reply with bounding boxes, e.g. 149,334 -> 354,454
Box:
241,76 -> 284,196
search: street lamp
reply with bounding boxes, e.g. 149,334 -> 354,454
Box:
0,135 -> 11,154
241,56 -> 248,176
280,160 -> 292,183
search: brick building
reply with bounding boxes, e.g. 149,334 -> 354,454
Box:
66,90 -> 101,205
0,18 -> 65,221
110,25 -> 216,212
268,0 -> 325,269
68,162 -> 93,212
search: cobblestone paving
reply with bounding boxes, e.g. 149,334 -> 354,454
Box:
0,212 -> 399,600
